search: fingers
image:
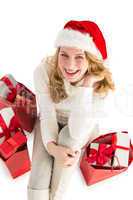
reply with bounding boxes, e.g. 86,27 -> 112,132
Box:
57,152 -> 80,168
56,147 -> 81,167
64,152 -> 80,167
66,148 -> 76,157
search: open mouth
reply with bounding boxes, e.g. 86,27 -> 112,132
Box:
64,69 -> 80,76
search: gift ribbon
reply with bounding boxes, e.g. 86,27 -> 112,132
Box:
0,112 -> 22,142
85,133 -> 130,166
0,131 -> 27,159
129,143 -> 133,163
0,114 -> 10,140
86,143 -> 116,165
83,134 -> 117,165
114,145 -> 129,151
0,111 -> 27,160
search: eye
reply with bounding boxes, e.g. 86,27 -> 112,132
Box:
75,56 -> 84,59
61,54 -> 69,58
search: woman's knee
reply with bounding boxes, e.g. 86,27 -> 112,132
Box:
57,125 -> 81,152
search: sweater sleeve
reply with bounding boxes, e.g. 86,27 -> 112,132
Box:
33,60 -> 59,153
68,86 -> 96,151
68,86 -> 132,151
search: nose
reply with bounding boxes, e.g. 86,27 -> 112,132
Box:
66,58 -> 76,70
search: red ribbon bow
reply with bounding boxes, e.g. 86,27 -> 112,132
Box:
0,113 -> 21,142
86,143 -> 116,165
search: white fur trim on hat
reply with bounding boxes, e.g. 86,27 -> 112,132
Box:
54,29 -> 102,60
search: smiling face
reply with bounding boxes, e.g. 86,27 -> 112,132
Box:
57,47 -> 89,83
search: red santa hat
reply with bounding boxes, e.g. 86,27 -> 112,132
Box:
54,20 -> 107,61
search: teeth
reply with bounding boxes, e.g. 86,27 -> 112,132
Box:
67,71 -> 76,74
65,69 -> 79,73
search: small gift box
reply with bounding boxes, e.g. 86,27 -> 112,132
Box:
112,131 -> 130,167
0,131 -> 27,159
86,143 -> 115,167
5,144 -> 31,178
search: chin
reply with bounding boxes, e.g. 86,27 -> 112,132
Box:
67,76 -> 84,85
62,69 -> 86,84
66,77 -> 80,82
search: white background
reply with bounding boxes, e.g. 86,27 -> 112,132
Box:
0,0 -> 133,199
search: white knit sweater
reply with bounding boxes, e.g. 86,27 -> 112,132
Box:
33,57 -> 130,152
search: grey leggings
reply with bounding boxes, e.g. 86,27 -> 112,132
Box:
27,118 -> 98,200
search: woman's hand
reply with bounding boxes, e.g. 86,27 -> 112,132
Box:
48,143 -> 80,167
81,73 -> 104,87
54,145 -> 80,167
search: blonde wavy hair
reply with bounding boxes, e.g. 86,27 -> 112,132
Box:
45,48 -> 115,103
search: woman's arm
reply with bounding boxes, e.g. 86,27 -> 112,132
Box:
33,60 -> 59,154
67,84 -> 132,152
68,86 -> 96,151
67,73 -> 107,151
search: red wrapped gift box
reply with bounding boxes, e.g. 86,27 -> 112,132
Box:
80,131 -> 133,186
5,144 -> 31,178
86,143 -> 115,167
0,131 -> 27,159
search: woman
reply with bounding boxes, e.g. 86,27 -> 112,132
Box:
27,20 -> 118,200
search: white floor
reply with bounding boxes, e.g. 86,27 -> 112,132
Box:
0,131 -> 132,200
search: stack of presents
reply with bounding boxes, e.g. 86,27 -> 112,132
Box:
0,74 -> 133,187
0,74 -> 37,178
